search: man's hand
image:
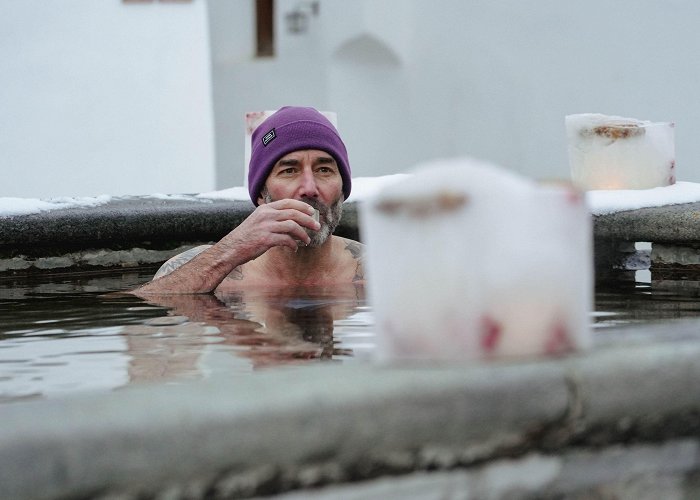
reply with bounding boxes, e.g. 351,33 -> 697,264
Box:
220,199 -> 321,261
130,200 -> 321,295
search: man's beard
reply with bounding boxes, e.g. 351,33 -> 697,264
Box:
262,191 -> 344,247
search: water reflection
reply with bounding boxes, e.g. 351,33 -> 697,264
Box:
594,273 -> 700,328
0,269 -> 372,402
131,285 -> 366,377
7,265 -> 700,402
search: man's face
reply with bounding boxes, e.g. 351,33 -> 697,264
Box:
260,149 -> 344,246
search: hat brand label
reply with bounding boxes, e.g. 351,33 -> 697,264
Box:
262,128 -> 276,146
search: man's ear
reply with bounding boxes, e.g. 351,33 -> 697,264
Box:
257,193 -> 265,205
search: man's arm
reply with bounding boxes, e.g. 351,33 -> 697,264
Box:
152,245 -> 213,280
130,199 -> 320,295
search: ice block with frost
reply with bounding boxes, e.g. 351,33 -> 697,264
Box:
566,113 -> 675,190
360,158 -> 593,362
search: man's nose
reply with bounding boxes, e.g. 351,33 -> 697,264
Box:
298,168 -> 320,198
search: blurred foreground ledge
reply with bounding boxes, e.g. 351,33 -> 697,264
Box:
2,195 -> 700,277
1,330 -> 700,499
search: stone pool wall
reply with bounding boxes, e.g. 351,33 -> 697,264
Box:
0,197 -> 358,274
593,200 -> 700,279
1,195 -> 696,279
3,198 -> 700,499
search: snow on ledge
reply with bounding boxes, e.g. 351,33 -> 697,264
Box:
585,182 -> 700,215
0,195 -> 114,217
3,176 -> 700,218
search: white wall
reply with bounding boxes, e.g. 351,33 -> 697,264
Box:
6,1 -> 700,197
208,0 -> 332,190
210,0 -> 700,189
406,0 -> 700,182
1,0 -> 215,198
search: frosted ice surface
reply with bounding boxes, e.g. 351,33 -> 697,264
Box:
361,157 -> 593,362
566,113 -> 675,190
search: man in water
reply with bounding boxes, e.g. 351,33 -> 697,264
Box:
132,106 -> 364,294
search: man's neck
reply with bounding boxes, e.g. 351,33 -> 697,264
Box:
256,236 -> 338,284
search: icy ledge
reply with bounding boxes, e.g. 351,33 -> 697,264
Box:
586,181 -> 700,215
4,175 -> 700,218
0,175 -> 410,218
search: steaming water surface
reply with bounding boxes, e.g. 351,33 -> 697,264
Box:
1,267 -> 700,403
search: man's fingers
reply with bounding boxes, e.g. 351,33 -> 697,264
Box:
256,201 -> 320,231
243,199 -> 325,251
279,220 -> 311,245
268,230 -> 309,250
276,209 -> 320,230
266,198 -> 316,215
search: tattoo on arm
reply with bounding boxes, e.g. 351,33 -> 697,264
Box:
344,240 -> 366,282
227,266 -> 244,280
353,259 -> 365,282
344,240 -> 364,259
153,245 -> 212,280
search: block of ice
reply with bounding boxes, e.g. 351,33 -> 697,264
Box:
360,157 -> 593,362
566,113 -> 675,190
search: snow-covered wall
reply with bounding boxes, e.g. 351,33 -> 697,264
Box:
2,0 -> 214,198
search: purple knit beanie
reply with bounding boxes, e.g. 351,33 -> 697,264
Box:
248,106 -> 351,205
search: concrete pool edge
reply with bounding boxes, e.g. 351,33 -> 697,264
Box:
0,197 -> 359,273
1,334 -> 700,499
2,196 -> 700,275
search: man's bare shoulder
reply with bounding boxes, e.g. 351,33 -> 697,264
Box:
153,244 -> 213,279
333,236 -> 366,283
335,236 -> 365,259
